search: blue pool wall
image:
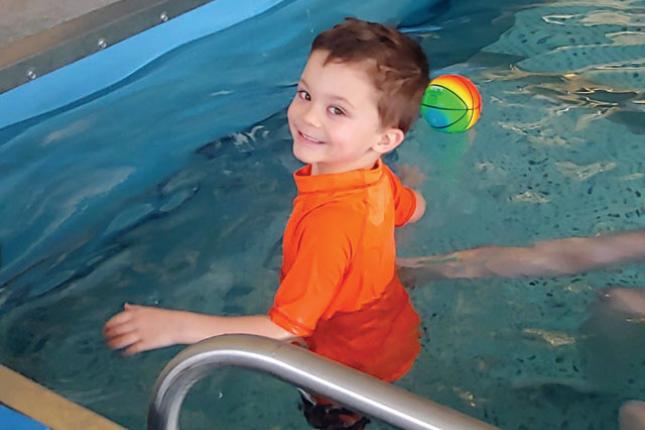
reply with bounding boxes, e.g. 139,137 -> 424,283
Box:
0,0 -> 283,129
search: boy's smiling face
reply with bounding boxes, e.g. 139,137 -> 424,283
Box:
288,50 -> 404,175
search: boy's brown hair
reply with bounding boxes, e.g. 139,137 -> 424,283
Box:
312,17 -> 429,133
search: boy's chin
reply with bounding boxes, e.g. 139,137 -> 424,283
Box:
292,145 -> 320,165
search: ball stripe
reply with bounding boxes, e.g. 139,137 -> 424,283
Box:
420,103 -> 471,111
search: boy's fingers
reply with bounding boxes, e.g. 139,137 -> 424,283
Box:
106,332 -> 140,350
103,322 -> 135,338
104,311 -> 133,329
123,341 -> 147,356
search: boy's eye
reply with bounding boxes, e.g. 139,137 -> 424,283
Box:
328,106 -> 345,116
297,90 -> 311,101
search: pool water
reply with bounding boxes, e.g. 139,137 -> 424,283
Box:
1,0 -> 644,429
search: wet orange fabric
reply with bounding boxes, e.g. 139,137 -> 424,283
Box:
269,159 -> 421,381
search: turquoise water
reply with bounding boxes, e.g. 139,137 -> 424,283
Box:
1,0 -> 644,429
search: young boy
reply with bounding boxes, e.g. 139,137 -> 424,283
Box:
104,18 -> 430,429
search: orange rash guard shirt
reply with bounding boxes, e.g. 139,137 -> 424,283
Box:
268,159 -> 421,382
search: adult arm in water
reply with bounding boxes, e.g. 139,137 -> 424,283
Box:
398,229 -> 645,283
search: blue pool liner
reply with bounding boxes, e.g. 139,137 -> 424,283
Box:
0,405 -> 49,430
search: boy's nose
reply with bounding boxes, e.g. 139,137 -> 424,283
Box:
302,105 -> 322,128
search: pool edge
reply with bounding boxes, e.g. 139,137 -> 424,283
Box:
0,364 -> 124,430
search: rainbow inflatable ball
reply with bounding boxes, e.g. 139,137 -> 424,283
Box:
420,74 -> 482,133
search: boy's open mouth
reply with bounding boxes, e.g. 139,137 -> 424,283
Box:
298,129 -> 325,145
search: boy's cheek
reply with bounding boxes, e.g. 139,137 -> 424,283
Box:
286,107 -> 297,133
287,101 -> 295,120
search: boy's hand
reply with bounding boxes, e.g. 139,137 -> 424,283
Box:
397,164 -> 425,188
103,303 -> 180,356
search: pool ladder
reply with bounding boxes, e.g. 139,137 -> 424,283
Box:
148,334 -> 498,430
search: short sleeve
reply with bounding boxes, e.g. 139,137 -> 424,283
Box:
383,165 -> 417,227
269,209 -> 354,337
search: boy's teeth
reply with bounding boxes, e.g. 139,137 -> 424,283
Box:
302,131 -> 322,143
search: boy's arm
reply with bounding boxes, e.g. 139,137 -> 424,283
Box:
398,229 -> 645,283
387,163 -> 426,225
268,207 -> 355,337
104,303 -> 295,356
408,190 -> 426,224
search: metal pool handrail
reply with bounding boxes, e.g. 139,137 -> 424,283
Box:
147,334 -> 498,430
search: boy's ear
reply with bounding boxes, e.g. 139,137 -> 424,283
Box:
373,127 -> 405,154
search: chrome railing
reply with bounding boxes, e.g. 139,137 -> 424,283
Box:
148,334 -> 498,430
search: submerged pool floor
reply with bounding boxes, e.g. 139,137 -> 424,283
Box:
1,0 -> 644,429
